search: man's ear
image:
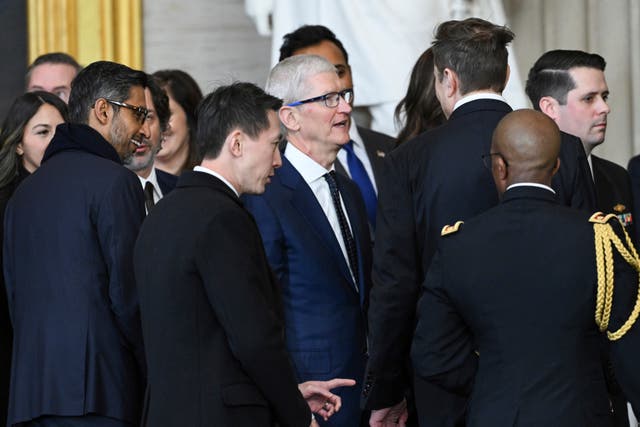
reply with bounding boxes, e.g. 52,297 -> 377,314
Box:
92,98 -> 111,126
539,96 -> 560,121
441,68 -> 458,99
279,106 -> 300,133
551,157 -> 561,176
226,129 -> 243,158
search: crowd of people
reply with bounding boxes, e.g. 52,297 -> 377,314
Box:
1,16 -> 640,427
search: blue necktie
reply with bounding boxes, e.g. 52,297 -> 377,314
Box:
342,140 -> 377,230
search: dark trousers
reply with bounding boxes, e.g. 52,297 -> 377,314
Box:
18,415 -> 132,427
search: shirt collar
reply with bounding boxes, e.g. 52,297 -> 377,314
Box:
284,142 -> 333,184
506,182 -> 556,194
348,119 -> 363,149
193,165 -> 239,197
453,92 -> 508,113
138,167 -> 161,196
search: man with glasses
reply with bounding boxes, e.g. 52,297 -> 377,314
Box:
278,25 -> 395,233
244,54 -> 371,427
4,61 -> 149,427
411,109 -> 640,427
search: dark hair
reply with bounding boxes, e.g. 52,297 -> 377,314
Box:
432,18 -> 514,95
196,82 -> 282,159
279,25 -> 349,63
525,50 -> 607,110
68,61 -> 147,124
146,75 -> 170,132
395,47 -> 446,145
25,52 -> 82,88
152,69 -> 203,169
0,91 -> 69,186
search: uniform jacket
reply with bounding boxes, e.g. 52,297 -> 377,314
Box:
244,156 -> 372,427
3,123 -> 146,425
411,185 -> 640,427
134,171 -> 310,427
156,168 -> 178,196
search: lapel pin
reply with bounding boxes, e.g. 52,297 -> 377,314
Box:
376,150 -> 385,158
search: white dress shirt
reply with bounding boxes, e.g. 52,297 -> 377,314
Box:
506,182 -> 556,194
453,92 -> 508,113
285,142 -> 356,282
335,120 -> 378,193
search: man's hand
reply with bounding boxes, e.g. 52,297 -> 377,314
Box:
369,398 -> 408,427
299,378 -> 356,421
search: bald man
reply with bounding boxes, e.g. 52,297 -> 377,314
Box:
411,110 -> 640,426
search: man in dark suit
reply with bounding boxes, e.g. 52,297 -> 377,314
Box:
363,18 -> 599,427
278,25 -> 394,231
526,50 -> 633,231
124,74 -> 178,213
134,82 -> 350,427
412,109 -> 640,426
362,19 -> 514,427
4,61 -> 149,427
527,49 -> 635,425
243,55 -> 372,427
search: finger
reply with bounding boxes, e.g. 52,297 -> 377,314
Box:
324,378 -> 357,389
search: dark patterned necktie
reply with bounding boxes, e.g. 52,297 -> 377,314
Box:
144,181 -> 156,213
342,140 -> 377,230
324,171 -> 359,287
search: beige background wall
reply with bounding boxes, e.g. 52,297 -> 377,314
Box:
144,0 -> 640,166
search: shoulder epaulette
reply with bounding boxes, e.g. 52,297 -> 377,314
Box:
589,212 -> 618,224
441,221 -> 464,236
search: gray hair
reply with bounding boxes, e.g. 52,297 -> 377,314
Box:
265,55 -> 337,104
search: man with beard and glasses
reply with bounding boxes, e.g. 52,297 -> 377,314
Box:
4,61 -> 149,427
123,75 -> 177,213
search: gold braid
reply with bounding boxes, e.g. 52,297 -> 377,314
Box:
593,215 -> 640,341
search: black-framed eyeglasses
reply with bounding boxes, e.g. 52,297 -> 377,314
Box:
105,99 -> 149,124
286,88 -> 354,108
481,152 -> 509,170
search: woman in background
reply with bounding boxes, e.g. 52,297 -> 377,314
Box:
0,90 -> 68,427
152,69 -> 203,175
394,47 -> 446,146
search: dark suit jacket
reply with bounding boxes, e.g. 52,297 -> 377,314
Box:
411,186 -> 640,426
134,171 -> 310,427
362,99 -> 596,426
334,125 -> 394,189
0,164 -> 28,427
593,155 -> 634,232
243,156 -> 372,427
3,124 -> 146,425
155,167 -> 178,196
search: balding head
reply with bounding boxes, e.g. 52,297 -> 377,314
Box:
490,109 -> 561,195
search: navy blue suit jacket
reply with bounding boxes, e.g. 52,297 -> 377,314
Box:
3,124 -> 146,425
244,156 -> 372,427
411,186 -> 640,426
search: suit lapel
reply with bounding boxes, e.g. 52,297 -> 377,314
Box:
278,158 -> 358,291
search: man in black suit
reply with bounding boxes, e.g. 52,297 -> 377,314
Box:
124,74 -> 178,212
363,19 -> 600,427
526,50 -> 633,231
412,109 -> 640,426
278,25 -> 394,231
362,18 -> 515,426
134,82 -> 351,427
4,61 -> 149,427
